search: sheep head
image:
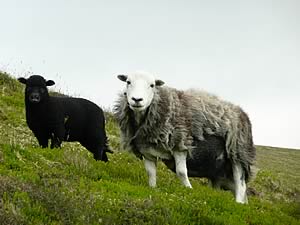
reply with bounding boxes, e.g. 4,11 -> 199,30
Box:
117,71 -> 164,112
18,75 -> 55,104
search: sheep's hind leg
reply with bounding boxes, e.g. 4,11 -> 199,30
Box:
80,140 -> 106,162
100,149 -> 108,162
144,158 -> 157,187
233,163 -> 248,204
173,151 -> 192,188
91,145 -> 106,162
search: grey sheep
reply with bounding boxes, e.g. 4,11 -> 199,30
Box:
114,71 -> 255,203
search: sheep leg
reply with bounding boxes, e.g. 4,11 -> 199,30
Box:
50,136 -> 62,148
91,146 -> 105,161
100,151 -> 109,162
80,140 -> 105,162
173,151 -> 192,188
144,158 -> 157,187
97,133 -> 108,162
95,144 -> 108,162
37,138 -> 48,148
209,179 -> 221,189
33,130 -> 48,148
50,126 -> 65,149
233,163 -> 248,204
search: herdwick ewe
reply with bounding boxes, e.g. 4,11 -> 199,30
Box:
114,71 -> 256,204
18,75 -> 112,162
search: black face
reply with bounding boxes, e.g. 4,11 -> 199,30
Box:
26,85 -> 48,104
18,75 -> 55,104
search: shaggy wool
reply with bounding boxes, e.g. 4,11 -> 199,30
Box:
114,86 -> 255,179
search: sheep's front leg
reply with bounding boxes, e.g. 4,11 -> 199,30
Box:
50,125 -> 65,149
33,130 -> 48,148
173,151 -> 192,188
144,158 -> 157,187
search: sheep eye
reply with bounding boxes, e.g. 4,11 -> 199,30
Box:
126,81 -> 131,85
150,84 -> 154,88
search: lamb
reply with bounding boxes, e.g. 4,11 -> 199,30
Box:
18,75 -> 112,162
114,71 -> 256,203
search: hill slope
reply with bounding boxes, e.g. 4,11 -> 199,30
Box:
0,72 -> 299,225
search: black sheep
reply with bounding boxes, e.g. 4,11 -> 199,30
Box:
18,75 -> 112,162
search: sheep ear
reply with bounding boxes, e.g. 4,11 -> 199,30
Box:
117,75 -> 128,82
155,79 -> 164,86
46,80 -> 55,86
18,77 -> 27,85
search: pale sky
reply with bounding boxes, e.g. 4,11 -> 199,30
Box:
0,0 -> 299,149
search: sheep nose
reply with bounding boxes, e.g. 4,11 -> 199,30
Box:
132,97 -> 143,103
29,93 -> 41,102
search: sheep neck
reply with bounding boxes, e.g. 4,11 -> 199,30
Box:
132,109 -> 147,126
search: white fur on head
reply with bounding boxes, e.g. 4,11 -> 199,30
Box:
117,71 -> 164,112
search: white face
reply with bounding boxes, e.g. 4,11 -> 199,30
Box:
118,72 -> 164,112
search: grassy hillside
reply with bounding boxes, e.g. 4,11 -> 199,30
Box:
0,72 -> 299,225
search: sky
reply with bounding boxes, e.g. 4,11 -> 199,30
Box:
0,0 -> 299,149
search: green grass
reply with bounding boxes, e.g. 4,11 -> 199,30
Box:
0,71 -> 299,224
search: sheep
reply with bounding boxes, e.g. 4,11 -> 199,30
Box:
18,75 -> 112,162
114,71 -> 256,204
